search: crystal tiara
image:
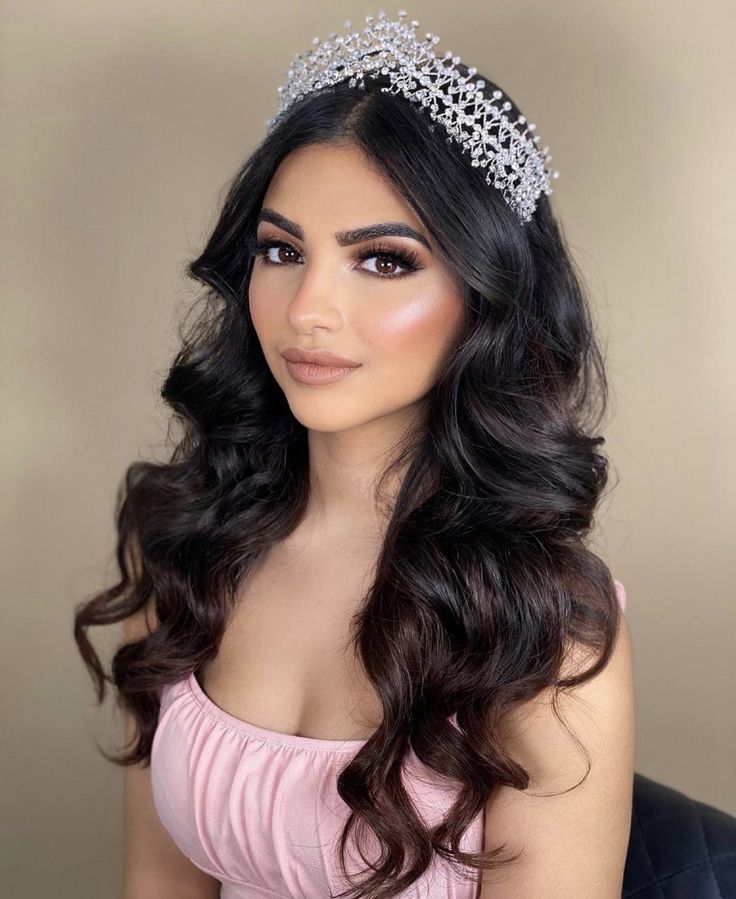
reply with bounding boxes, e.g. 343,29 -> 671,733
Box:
265,10 -> 559,224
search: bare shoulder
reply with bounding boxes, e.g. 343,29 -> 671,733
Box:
479,615 -> 635,898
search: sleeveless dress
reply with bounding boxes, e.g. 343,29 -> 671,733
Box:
150,579 -> 627,897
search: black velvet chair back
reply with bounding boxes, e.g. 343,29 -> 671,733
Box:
623,773 -> 736,897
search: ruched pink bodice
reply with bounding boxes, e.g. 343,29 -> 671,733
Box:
150,579 -> 627,897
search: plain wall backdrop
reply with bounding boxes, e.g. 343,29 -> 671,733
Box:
1,1 -> 734,895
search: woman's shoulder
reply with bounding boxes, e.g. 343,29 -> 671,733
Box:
613,578 -> 627,612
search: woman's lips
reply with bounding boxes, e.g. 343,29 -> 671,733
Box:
281,347 -> 359,367
284,359 -> 361,385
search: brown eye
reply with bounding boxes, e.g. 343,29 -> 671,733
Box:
276,246 -> 297,263
356,242 -> 422,279
367,257 -> 400,276
248,238 -> 303,268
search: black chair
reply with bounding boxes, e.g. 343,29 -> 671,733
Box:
622,773 -> 736,897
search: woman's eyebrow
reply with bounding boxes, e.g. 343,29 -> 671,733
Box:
256,207 -> 431,251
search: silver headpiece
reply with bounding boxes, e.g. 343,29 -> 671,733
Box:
266,10 -> 559,224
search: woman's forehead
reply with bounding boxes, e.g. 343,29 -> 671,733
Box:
261,143 -> 423,232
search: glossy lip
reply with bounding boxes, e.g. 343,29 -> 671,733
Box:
281,346 -> 360,368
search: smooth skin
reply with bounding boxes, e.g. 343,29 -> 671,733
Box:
248,141 -> 467,535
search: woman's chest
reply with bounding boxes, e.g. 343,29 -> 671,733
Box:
198,540 -> 384,741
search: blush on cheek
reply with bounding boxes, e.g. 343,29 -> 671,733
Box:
369,296 -> 456,350
362,298 -> 461,398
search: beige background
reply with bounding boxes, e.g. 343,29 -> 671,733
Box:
2,1 -> 734,895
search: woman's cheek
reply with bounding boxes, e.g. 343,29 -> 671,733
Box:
363,294 -> 461,392
368,292 -> 460,358
248,283 -> 281,337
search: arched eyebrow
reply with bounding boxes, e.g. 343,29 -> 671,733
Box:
256,207 -> 432,251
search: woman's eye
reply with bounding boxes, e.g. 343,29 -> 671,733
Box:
360,256 -> 408,277
260,242 -> 300,266
250,238 -> 421,280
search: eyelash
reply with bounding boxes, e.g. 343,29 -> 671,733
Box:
246,237 -> 422,280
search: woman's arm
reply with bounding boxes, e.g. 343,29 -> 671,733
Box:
120,605 -> 222,899
478,614 -> 635,898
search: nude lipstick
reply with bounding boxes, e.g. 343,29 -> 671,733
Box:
280,347 -> 361,385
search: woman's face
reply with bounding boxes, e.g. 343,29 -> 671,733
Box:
248,142 -> 466,434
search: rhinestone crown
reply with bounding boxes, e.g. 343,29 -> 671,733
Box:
266,10 -> 559,224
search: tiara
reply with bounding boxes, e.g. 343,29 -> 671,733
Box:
265,10 -> 559,224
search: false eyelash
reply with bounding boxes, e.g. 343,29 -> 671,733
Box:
356,242 -> 422,274
245,236 -> 422,278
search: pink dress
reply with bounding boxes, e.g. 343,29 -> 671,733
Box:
150,579 -> 627,897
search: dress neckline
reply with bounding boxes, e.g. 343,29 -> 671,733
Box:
186,670 -> 371,753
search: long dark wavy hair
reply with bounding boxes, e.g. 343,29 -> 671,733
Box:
74,65 -> 623,898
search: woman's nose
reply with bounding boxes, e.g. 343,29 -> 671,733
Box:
285,255 -> 346,327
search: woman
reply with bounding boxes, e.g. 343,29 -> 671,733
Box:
75,11 -> 634,899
